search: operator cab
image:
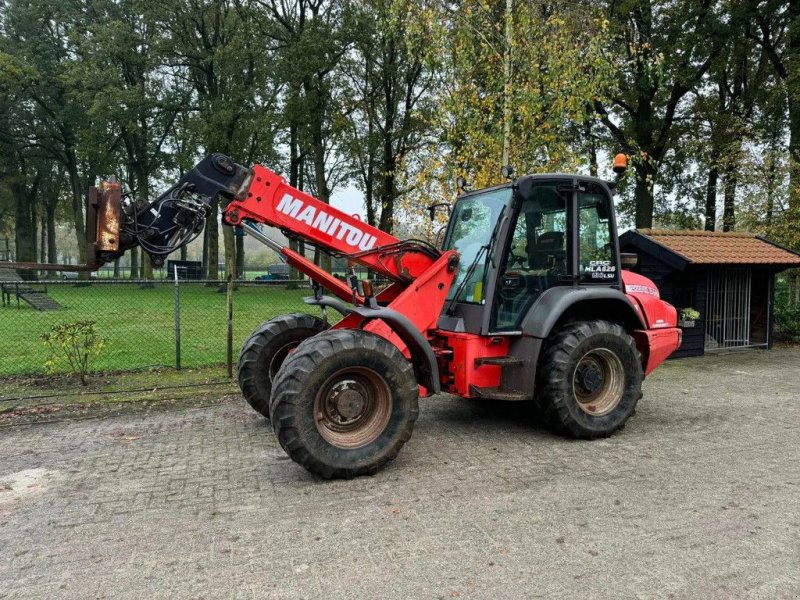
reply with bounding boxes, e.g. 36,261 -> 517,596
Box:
440,175 -> 621,335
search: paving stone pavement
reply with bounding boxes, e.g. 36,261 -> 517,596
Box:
0,348 -> 799,599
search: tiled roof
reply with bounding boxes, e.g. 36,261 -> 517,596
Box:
635,229 -> 800,265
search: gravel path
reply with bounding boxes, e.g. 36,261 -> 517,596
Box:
1,348 -> 798,599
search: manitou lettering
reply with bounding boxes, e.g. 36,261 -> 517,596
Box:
276,193 -> 377,251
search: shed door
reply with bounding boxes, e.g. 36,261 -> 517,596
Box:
705,268 -> 751,349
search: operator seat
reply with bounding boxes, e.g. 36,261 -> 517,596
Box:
529,230 -> 565,272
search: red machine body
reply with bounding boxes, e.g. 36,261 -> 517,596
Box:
225,164 -> 681,397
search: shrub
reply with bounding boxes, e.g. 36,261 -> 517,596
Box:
775,301 -> 800,341
41,320 -> 107,385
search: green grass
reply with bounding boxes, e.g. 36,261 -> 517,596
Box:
0,282 -> 326,376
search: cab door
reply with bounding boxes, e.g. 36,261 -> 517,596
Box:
489,179 -> 619,333
490,180 -> 572,331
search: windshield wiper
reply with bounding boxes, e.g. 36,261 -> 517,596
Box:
446,205 -> 506,315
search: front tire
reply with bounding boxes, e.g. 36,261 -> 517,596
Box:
237,313 -> 328,418
536,320 -> 643,439
270,329 -> 419,479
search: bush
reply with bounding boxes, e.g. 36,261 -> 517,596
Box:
775,301 -> 800,341
41,320 -> 107,385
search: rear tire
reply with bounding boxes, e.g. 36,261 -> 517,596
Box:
270,329 -> 419,479
237,313 -> 328,418
536,320 -> 642,439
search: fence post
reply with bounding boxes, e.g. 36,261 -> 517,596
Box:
174,265 -> 181,370
226,273 -> 233,378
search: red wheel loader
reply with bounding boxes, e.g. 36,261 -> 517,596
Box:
88,153 -> 682,478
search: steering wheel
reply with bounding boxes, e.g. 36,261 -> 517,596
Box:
508,253 -> 526,268
498,270 -> 529,303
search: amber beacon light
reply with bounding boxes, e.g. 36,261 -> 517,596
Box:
612,153 -> 628,174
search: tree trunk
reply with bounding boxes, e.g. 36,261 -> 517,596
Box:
379,63 -> 396,235
765,152 -> 777,229
136,171 -> 154,283
288,123 -> 302,282
207,201 -> 220,279
378,148 -> 395,234
40,209 -> 46,264
13,187 -> 36,263
704,165 -> 718,231
65,152 -> 87,264
633,161 -> 655,229
202,225 -> 209,278
130,247 -> 139,278
365,161 -> 375,227
787,0 -> 800,212
141,254 -> 154,280
586,120 -> 598,178
722,168 -> 737,232
46,198 -> 57,265
223,224 -> 236,283
310,106 -> 331,272
788,98 -> 800,212
235,232 -> 244,280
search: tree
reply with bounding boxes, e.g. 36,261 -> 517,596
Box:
0,0 -> 117,267
343,0 -> 439,234
163,0 -> 274,279
595,0 -> 726,228
262,0 -> 355,270
401,0 -> 616,236
748,0 -> 800,212
70,0 -> 186,279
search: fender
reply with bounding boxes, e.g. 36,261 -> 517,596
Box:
305,296 -> 441,394
520,286 -> 646,339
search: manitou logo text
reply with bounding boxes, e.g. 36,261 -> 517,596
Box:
277,193 -> 377,252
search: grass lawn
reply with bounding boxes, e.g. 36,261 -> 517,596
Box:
0,282 -> 328,376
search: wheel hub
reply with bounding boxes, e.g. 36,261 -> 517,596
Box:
314,367 -> 393,449
576,363 -> 604,394
329,381 -> 367,421
572,348 -> 625,416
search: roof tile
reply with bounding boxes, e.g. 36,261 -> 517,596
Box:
636,229 -> 800,265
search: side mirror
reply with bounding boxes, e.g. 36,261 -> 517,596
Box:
427,202 -> 451,221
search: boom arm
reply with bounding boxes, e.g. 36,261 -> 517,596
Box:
93,154 -> 441,287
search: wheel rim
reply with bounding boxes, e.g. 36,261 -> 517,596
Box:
268,342 -> 298,382
572,348 -> 625,416
314,366 -> 393,449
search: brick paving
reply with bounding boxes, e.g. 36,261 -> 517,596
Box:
1,348 -> 799,599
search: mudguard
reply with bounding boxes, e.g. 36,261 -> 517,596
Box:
519,286 -> 646,339
305,295 -> 441,394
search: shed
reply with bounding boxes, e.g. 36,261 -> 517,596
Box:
620,229 -> 800,357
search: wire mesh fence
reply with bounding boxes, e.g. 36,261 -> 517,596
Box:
0,277 -> 330,379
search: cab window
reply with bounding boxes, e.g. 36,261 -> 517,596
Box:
578,190 -> 617,283
491,182 -> 570,331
